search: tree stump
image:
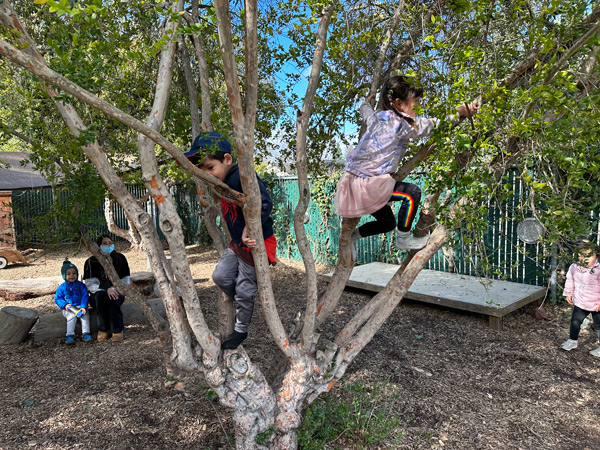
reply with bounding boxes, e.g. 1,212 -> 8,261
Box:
130,271 -> 156,296
0,306 -> 39,344
0,276 -> 62,301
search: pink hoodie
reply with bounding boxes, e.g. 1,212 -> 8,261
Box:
563,261 -> 600,311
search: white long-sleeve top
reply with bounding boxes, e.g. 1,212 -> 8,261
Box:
344,102 -> 443,178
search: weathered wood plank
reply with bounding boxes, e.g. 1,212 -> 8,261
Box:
489,316 -> 503,330
322,263 -> 547,329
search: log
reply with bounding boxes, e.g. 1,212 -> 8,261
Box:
0,276 -> 62,301
0,272 -> 156,301
34,298 -> 167,342
0,306 -> 39,344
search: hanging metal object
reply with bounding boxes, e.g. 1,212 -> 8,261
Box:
516,217 -> 545,244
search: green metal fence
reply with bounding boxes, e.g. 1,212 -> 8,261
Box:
11,185 -> 159,245
10,175 -> 549,286
270,173 -> 548,286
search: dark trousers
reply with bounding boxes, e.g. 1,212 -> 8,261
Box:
569,305 -> 600,340
90,290 -> 125,333
358,181 -> 422,237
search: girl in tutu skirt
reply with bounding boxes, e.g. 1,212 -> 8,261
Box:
334,75 -> 479,256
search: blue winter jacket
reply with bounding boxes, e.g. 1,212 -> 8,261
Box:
54,280 -> 89,310
222,164 -> 274,247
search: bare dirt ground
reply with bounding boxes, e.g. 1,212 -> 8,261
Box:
1,243 -> 599,450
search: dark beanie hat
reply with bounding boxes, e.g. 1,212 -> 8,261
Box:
184,131 -> 232,166
61,259 -> 78,280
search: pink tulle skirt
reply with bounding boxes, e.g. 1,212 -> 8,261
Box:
333,172 -> 395,218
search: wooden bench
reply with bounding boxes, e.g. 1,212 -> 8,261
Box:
322,262 -> 546,330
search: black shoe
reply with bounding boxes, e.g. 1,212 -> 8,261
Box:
221,331 -> 248,350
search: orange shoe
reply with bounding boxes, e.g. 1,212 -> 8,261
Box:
111,332 -> 124,342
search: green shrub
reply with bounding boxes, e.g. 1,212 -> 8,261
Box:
298,381 -> 401,449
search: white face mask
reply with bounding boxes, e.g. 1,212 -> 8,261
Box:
100,244 -> 114,255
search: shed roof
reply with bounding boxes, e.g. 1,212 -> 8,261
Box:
0,152 -> 52,190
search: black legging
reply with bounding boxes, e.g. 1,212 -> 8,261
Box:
358,181 -> 421,237
569,305 -> 600,340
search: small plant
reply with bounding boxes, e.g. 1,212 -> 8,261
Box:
255,427 -> 274,445
297,381 -> 401,449
197,387 -> 217,400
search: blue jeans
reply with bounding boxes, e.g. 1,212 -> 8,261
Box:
90,290 -> 125,333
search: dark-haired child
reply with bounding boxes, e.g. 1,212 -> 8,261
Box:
334,75 -> 479,255
185,131 -> 277,350
561,242 -> 600,356
55,260 -> 92,344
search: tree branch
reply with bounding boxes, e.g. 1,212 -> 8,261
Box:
136,0 -> 221,362
83,238 -> 172,370
293,1 -> 337,352
315,217 -> 359,328
0,39 -> 244,206
185,2 -> 213,132
0,0 -> 202,370
213,0 -> 294,358
333,225 -> 449,374
0,120 -> 36,146
104,197 -> 142,247
179,35 -> 200,139
388,0 -> 449,74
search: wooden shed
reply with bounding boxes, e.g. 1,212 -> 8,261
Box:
0,191 -> 15,249
0,152 -> 52,249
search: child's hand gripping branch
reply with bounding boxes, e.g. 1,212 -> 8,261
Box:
456,98 -> 481,122
241,226 -> 257,249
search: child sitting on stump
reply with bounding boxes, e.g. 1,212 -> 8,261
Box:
54,260 -> 92,345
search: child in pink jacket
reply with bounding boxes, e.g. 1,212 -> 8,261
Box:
561,242 -> 600,356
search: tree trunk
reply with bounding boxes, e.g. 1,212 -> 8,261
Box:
104,197 -> 143,249
4,2 -> 598,449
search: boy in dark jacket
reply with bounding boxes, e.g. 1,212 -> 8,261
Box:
185,132 -> 277,349
55,260 -> 92,344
